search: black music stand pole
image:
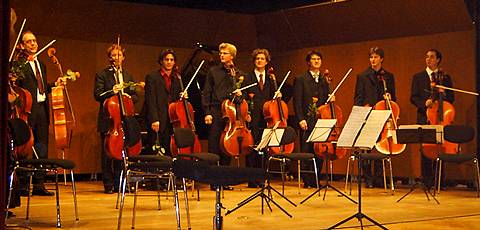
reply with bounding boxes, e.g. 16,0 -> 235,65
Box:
300,119 -> 357,204
328,106 -> 390,229
328,149 -> 387,230
226,128 -> 296,218
395,127 -> 440,204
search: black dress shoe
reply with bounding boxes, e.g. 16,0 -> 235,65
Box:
247,183 -> 257,188
223,186 -> 234,191
104,188 -> 114,194
7,211 -> 16,218
32,188 -> 54,196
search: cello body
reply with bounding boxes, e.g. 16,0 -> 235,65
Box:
168,99 -> 202,155
422,100 -> 457,159
373,100 -> 406,155
51,85 -> 69,149
314,102 -> 347,159
220,99 -> 254,157
104,94 -> 142,160
9,84 -> 34,158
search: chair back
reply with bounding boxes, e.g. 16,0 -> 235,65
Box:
444,125 -> 475,144
280,126 -> 296,145
173,128 -> 195,148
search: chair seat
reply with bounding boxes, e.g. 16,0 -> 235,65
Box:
177,153 -> 220,163
19,159 -> 76,170
129,161 -> 172,172
438,153 -> 475,163
129,155 -> 172,162
173,160 -> 265,186
287,152 -> 315,161
358,151 -> 389,160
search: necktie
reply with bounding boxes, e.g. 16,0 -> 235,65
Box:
314,74 -> 319,83
431,72 -> 437,83
162,72 -> 171,92
34,60 -> 45,94
259,74 -> 264,90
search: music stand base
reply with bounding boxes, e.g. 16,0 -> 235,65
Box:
396,181 -> 439,204
300,183 -> 357,204
225,184 -> 296,218
328,212 -> 387,230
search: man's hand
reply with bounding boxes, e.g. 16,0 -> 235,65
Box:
151,121 -> 160,132
245,114 -> 251,123
425,99 -> 434,108
179,91 -> 188,99
233,89 -> 242,97
205,115 -> 213,124
383,93 -> 391,100
112,84 -> 122,94
299,120 -> 308,131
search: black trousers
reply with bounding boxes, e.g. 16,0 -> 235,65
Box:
100,133 -> 122,190
300,128 -> 323,186
208,108 -> 231,166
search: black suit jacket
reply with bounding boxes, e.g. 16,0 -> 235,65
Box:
293,71 -> 329,128
93,67 -> 138,133
144,70 -> 181,133
410,70 -> 454,124
16,59 -> 52,127
243,71 -> 276,141
354,67 -> 396,106
201,64 -> 244,115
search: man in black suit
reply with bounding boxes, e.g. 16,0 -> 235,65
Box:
410,49 -> 454,188
354,47 -> 397,188
293,50 -> 329,188
16,31 -> 63,196
144,49 -> 181,156
94,44 -> 138,194
202,43 -> 247,190
243,48 -> 276,188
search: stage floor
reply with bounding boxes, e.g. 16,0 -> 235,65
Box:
6,180 -> 480,229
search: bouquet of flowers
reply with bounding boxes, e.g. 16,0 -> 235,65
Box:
306,96 -> 319,118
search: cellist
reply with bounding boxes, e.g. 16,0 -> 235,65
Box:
354,47 -> 397,188
202,42 -> 249,191
243,48 -> 277,188
293,50 -> 329,188
16,31 -> 64,196
93,44 -> 138,194
410,49 -> 454,189
144,49 -> 181,156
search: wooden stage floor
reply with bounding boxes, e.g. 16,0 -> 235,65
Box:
6,180 -> 480,229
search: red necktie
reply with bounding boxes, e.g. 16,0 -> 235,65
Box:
259,74 -> 264,91
34,60 -> 45,94
162,72 -> 171,92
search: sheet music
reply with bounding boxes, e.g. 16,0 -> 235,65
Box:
337,106 -> 372,148
397,124 -> 444,143
354,110 -> 391,149
260,128 -> 285,147
307,119 -> 337,142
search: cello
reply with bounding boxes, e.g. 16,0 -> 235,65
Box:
168,62 -> 205,155
422,71 -> 457,160
103,40 -> 143,160
262,67 -> 294,154
47,47 -> 79,151
314,69 -> 347,159
220,65 -> 254,158
374,70 -> 406,155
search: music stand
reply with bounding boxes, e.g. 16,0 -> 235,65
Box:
395,125 -> 441,204
300,119 -> 357,204
328,106 -> 390,230
225,127 -> 296,218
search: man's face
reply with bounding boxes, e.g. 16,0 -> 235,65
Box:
21,32 -> 38,55
161,53 -> 175,71
254,53 -> 268,69
308,54 -> 322,70
369,53 -> 383,69
219,48 -> 234,64
425,51 -> 440,70
110,49 -> 125,68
